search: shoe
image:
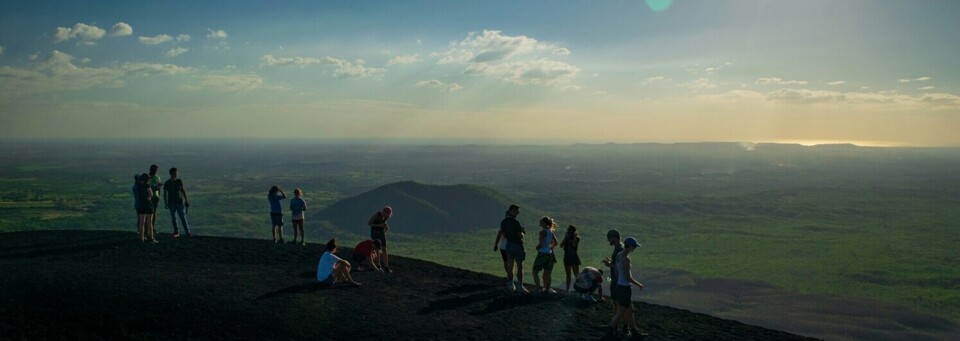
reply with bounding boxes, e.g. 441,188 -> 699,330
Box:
516,284 -> 530,294
173,232 -> 180,238
274,239 -> 278,243
151,239 -> 159,244
279,239 -> 285,244
186,233 -> 193,238
506,281 -> 515,291
628,328 -> 647,339
348,281 -> 362,287
384,267 -> 393,273
544,288 -> 557,294
300,242 -> 306,246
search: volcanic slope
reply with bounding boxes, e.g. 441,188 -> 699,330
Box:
0,230 -> 816,340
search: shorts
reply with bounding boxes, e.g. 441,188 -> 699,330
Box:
612,284 -> 632,307
371,229 -> 387,247
563,252 -> 581,266
136,208 -> 154,215
270,213 -> 284,226
500,249 -> 508,262
574,282 -> 598,294
151,196 -> 160,210
505,242 -> 525,262
532,252 -> 556,272
317,274 -> 336,287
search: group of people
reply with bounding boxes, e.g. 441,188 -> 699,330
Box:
131,164 -> 192,243
267,186 -> 308,245
314,206 -> 396,288
495,204 -> 646,337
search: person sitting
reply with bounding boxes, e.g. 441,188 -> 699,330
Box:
316,239 -> 361,287
352,239 -> 384,272
573,266 -> 606,302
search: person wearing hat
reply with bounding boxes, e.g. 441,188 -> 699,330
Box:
608,236 -> 645,337
367,206 -> 394,272
601,230 -> 624,322
352,239 -> 384,272
317,239 -> 361,287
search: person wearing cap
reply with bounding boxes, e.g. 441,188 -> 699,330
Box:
608,236 -> 645,337
500,204 -> 529,293
601,230 -> 624,327
573,267 -> 606,302
367,206 -> 393,272
352,239 -> 383,272
317,239 -> 361,287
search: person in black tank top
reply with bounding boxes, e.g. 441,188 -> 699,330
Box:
367,206 -> 393,272
560,225 -> 581,292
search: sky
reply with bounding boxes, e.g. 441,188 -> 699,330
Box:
0,0 -> 958,146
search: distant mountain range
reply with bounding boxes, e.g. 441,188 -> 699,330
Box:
317,181 -> 521,234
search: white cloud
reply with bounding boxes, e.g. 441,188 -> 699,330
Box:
755,77 -> 808,85
54,23 -> 106,45
914,76 -> 931,82
176,34 -> 192,42
0,50 -> 193,97
79,58 -> 91,64
594,90 -> 607,95
386,54 -> 422,66
696,88 -> 960,111
416,79 -> 463,92
165,47 -> 189,57
704,67 -> 718,74
433,30 -> 579,89
260,54 -> 384,79
861,86 -> 869,90
827,81 -> 845,86
644,76 -> 665,83
206,29 -> 228,39
109,22 -> 133,37
181,74 -> 281,93
681,78 -> 717,89
139,34 -> 173,45
899,79 -> 911,83
416,39 -> 423,45
552,48 -> 570,55
917,86 -> 935,90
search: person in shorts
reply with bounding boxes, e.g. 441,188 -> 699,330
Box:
351,239 -> 383,272
367,206 -> 393,272
134,173 -> 157,243
290,189 -> 307,245
573,267 -> 605,302
560,225 -> 582,292
500,204 -> 529,293
268,185 -> 287,243
316,239 -> 360,287
493,213 -> 511,285
148,165 -> 163,233
532,216 -> 559,294
609,237 -> 645,337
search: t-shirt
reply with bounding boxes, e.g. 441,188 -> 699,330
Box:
290,197 -> 306,219
353,240 -> 376,258
268,192 -> 287,213
500,215 -> 524,245
316,251 -> 342,281
149,174 -> 163,197
575,267 -> 603,289
609,242 -> 624,285
133,183 -> 152,210
163,178 -> 185,205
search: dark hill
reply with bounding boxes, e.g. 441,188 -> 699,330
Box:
318,181 -> 522,234
0,230 -> 817,340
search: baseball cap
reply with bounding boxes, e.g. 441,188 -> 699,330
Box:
624,237 -> 640,248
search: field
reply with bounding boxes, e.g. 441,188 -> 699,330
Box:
1,140 -> 958,340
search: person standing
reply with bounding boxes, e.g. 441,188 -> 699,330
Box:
316,239 -> 361,287
268,185 -> 287,243
163,167 -> 191,238
500,204 -> 529,294
532,216 -> 559,294
560,225 -> 582,292
289,188 -> 307,245
609,237 -> 645,337
493,214 -> 511,286
602,230 -> 624,328
134,173 -> 157,243
148,165 -> 163,235
367,206 -> 393,272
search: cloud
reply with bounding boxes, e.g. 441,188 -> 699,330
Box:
139,34 -> 173,45
0,46 -> 4,56
917,86 -> 935,91
681,78 -> 717,89
828,81 -> 845,85
755,77 -> 808,85
416,79 -> 463,92
433,30 -> 579,89
552,48 -> 570,55
386,54 -> 422,66
0,50 -> 193,97
704,67 -> 718,74
181,74 -> 281,93
899,79 -> 911,83
109,22 -> 133,36
206,29 -> 228,39
260,54 -> 385,79
644,76 -> 665,83
177,34 -> 192,42
914,76 -> 931,82
54,23 -> 106,45
165,47 -> 189,57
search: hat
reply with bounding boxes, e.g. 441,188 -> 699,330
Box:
624,237 -> 640,248
372,239 -> 382,249
606,229 -> 620,239
383,206 -> 393,215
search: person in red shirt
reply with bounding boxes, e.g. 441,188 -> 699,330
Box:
352,239 -> 383,272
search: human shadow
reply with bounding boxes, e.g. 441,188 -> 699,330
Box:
256,282 -> 330,300
437,283 -> 494,295
417,291 -> 501,315
469,292 -> 564,316
0,240 -> 129,260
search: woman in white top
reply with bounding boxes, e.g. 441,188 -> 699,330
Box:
532,216 -> 559,293
317,239 -> 361,287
